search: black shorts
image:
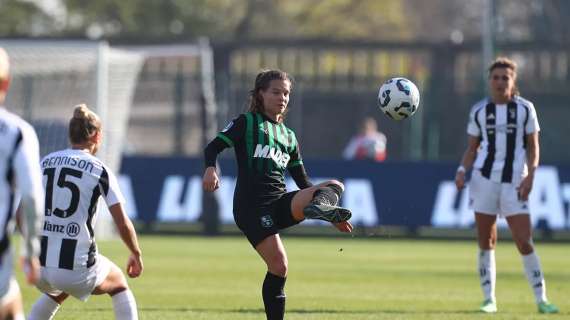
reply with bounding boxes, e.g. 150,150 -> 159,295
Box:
234,191 -> 301,247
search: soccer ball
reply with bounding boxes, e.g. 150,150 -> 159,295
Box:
377,77 -> 420,120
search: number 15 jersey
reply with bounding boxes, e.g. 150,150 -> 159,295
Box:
40,149 -> 125,270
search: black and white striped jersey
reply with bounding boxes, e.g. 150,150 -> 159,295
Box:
467,96 -> 540,183
0,107 -> 43,258
39,149 -> 124,270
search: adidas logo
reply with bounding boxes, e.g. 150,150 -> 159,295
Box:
487,113 -> 495,120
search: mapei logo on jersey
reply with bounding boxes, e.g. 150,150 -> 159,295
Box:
253,144 -> 291,168
260,215 -> 274,228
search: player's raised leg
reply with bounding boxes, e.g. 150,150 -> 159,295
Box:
290,180 -> 352,232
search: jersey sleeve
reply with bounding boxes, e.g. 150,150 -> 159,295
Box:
287,132 -> 304,168
100,166 -> 126,207
525,102 -> 540,134
466,106 -> 481,137
13,123 -> 44,204
13,124 -> 43,260
216,114 -> 246,147
288,164 -> 313,189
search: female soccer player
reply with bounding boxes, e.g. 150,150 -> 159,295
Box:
0,47 -> 44,320
203,69 -> 353,320
28,104 -> 143,320
455,57 -> 558,314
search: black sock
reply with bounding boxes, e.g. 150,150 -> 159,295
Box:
262,272 -> 286,320
311,183 -> 343,206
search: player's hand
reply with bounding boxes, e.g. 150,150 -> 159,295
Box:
126,253 -> 143,278
333,221 -> 353,233
517,174 -> 534,201
455,171 -> 466,190
22,256 -> 40,285
203,167 -> 220,192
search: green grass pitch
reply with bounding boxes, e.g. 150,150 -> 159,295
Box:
17,235 -> 569,319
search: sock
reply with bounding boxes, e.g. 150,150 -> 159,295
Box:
478,249 -> 496,302
112,289 -> 138,320
522,252 -> 548,303
28,294 -> 60,320
310,184 -> 343,206
262,272 -> 286,320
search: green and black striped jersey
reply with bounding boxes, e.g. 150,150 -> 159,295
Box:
217,112 -> 303,209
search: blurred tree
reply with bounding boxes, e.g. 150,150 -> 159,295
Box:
62,0 -> 246,39
1,0 -> 409,41
234,0 -> 409,40
528,0 -> 570,43
0,0 -> 54,36
1,0 -> 569,43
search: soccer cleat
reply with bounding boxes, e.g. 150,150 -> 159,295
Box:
303,204 -> 352,223
479,299 -> 497,313
538,301 -> 559,314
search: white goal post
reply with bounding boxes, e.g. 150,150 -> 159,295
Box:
1,39 -> 144,238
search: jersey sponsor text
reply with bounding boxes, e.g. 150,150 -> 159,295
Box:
253,144 -> 291,168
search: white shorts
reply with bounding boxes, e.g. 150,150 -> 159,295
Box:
36,254 -> 112,301
0,249 -> 21,308
0,278 -> 21,307
469,170 -> 530,217
0,249 -> 14,299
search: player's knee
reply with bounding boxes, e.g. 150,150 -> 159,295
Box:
515,238 -> 534,255
268,258 -> 288,277
108,285 -> 129,297
489,235 -> 497,247
480,238 -> 496,250
272,265 -> 287,277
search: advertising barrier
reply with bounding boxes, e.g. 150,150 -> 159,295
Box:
120,157 -> 570,230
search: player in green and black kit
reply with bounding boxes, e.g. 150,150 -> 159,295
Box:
203,69 -> 352,320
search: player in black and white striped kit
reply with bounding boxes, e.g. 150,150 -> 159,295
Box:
0,47 -> 44,320
455,57 -> 558,314
28,104 -> 143,320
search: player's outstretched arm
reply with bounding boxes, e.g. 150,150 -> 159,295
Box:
109,203 -> 143,278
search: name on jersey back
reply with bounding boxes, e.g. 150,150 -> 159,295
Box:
42,155 -> 96,174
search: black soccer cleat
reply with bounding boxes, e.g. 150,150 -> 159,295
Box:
303,204 -> 352,223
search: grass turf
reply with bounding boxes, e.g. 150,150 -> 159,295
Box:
17,235 -> 569,319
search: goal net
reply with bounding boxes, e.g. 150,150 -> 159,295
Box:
2,39 -> 144,238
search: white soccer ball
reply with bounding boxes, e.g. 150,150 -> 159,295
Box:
377,77 -> 420,120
